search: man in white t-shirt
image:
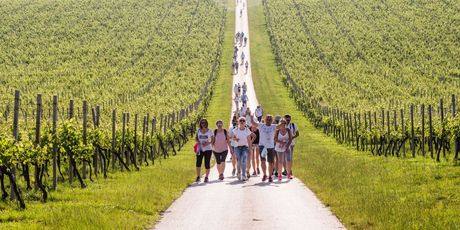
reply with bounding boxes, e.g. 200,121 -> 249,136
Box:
233,84 -> 239,97
255,105 -> 263,122
284,114 -> 299,176
250,114 -> 277,182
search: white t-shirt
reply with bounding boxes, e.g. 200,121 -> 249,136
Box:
233,85 -> 238,93
287,123 -> 298,146
258,123 -> 277,148
255,107 -> 263,117
232,127 -> 252,147
197,128 -> 214,151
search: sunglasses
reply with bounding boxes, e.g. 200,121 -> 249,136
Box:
239,120 -> 246,123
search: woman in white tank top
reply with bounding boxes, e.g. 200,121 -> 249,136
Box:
274,119 -> 292,181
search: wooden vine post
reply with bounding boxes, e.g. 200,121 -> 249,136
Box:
52,95 -> 58,190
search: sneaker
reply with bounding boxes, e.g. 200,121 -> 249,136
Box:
262,175 -> 267,182
219,174 -> 224,181
237,171 -> 241,179
232,169 -> 236,176
246,171 -> 250,178
278,175 -> 282,181
252,171 -> 257,176
288,174 -> 293,180
282,170 -> 287,176
268,176 -> 273,182
257,168 -> 260,175
204,177 -> 209,183
195,177 -> 200,182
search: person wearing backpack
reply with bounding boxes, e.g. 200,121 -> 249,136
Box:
213,120 -> 230,180
284,114 -> 299,177
195,119 -> 214,183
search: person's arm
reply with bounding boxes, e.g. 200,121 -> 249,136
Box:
247,131 -> 256,149
226,131 -> 232,149
211,132 -> 216,145
293,128 -> 299,139
249,113 -> 257,127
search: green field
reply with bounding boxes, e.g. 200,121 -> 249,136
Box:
263,0 -> 460,111
248,0 -> 460,229
0,0 -> 459,229
0,0 -> 224,116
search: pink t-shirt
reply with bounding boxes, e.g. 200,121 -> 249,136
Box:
213,130 -> 228,153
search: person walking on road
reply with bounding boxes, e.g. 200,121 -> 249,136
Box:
250,114 -> 277,182
284,114 -> 299,177
245,61 -> 249,74
245,108 -> 252,127
213,120 -> 230,181
229,118 -> 238,176
195,119 -> 214,183
232,117 -> 256,181
249,125 -> 260,176
241,93 -> 248,107
241,51 -> 245,64
255,105 -> 263,122
234,84 -> 239,97
274,119 -> 292,181
233,95 -> 240,109
242,82 -> 247,94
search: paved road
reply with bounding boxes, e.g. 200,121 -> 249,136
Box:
153,1 -> 345,229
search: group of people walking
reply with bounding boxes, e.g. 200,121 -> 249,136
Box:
232,45 -> 249,75
233,82 -> 248,108
194,113 -> 299,183
193,0 -> 301,184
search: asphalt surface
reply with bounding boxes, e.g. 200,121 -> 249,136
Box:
153,1 -> 346,229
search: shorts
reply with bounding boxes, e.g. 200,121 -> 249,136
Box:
213,150 -> 228,164
277,148 -> 291,162
258,146 -> 275,163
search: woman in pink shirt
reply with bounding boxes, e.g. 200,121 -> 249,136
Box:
213,120 -> 231,180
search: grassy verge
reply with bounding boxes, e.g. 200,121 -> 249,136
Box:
248,0 -> 460,229
0,0 -> 235,229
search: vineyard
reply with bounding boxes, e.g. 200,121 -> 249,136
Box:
0,0 -> 226,208
263,0 -> 460,161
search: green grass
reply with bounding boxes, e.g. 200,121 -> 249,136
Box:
248,0 -> 460,229
0,0 -> 235,229
0,152 -> 195,229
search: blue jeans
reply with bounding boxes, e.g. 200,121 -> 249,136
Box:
234,146 -> 249,177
